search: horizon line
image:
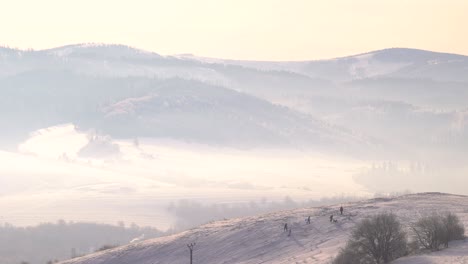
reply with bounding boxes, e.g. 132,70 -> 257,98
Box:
1,42 -> 467,62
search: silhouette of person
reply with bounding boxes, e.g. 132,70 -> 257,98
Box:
340,206 -> 344,215
284,223 -> 288,231
330,214 -> 334,222
307,216 -> 311,224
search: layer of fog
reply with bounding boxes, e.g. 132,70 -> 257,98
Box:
3,122 -> 467,233
0,124 -> 371,228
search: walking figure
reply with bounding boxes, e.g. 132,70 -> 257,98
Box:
307,216 -> 311,224
340,206 -> 344,215
284,223 -> 288,232
330,214 -> 334,222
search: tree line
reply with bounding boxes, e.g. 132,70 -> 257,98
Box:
0,221 -> 165,264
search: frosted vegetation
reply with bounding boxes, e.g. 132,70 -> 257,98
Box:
333,211 -> 465,263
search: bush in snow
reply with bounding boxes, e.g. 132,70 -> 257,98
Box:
333,212 -> 407,264
411,212 -> 465,251
441,212 -> 465,247
333,244 -> 373,264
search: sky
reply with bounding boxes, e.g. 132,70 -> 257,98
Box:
1,0 -> 467,60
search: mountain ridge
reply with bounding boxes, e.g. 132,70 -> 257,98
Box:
1,43 -> 467,156
2,44 -> 467,62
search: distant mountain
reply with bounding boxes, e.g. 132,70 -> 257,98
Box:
4,45 -> 467,84
0,70 -> 372,153
1,44 -> 467,157
178,48 -> 468,82
44,44 -> 163,60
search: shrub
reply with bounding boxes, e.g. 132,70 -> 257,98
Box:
333,212 -> 407,264
412,212 -> 464,251
411,214 -> 444,251
333,244 -> 374,264
441,212 -> 465,247
95,244 -> 119,252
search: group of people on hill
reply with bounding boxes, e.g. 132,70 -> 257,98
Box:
283,206 -> 345,236
330,206 -> 344,223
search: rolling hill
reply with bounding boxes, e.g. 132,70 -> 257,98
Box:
1,44 -> 467,154
59,193 -> 468,264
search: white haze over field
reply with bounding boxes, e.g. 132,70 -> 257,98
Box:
1,124 -> 370,229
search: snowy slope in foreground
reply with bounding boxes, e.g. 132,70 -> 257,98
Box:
393,240 -> 468,264
60,193 -> 468,264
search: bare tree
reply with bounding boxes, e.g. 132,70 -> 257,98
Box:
333,212 -> 407,264
411,214 -> 444,251
412,212 -> 465,251
441,212 -> 465,248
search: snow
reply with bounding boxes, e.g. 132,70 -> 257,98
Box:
174,49 -> 419,81
45,43 -> 161,59
393,240 -> 468,264
59,193 -> 468,264
348,52 -> 412,79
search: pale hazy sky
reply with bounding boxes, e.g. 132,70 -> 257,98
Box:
1,0 -> 467,60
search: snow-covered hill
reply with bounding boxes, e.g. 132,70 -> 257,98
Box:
2,44 -> 467,152
0,72 -> 373,152
3,44 -> 468,84
177,48 -> 468,82
59,193 -> 468,264
393,240 -> 468,264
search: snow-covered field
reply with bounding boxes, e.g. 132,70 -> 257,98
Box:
394,240 -> 468,264
59,193 -> 468,264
